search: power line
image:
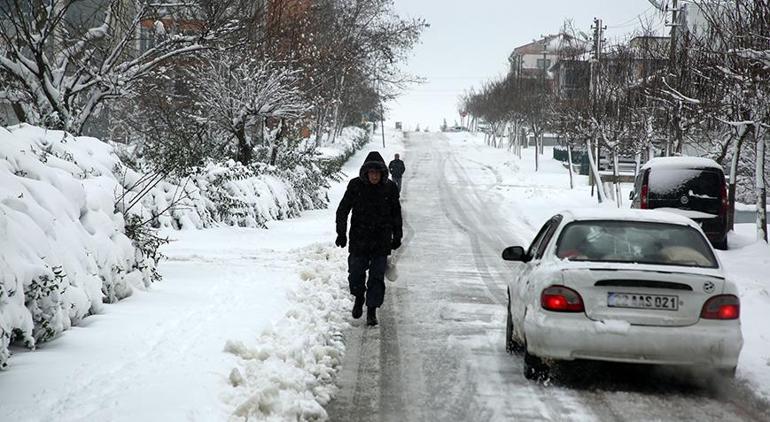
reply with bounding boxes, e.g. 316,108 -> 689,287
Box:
607,5 -> 655,29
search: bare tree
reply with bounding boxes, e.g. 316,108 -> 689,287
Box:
693,0 -> 770,241
0,0 -> 242,134
192,51 -> 309,164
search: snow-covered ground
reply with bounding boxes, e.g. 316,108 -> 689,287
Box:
0,129 -> 406,421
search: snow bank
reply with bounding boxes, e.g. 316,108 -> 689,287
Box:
224,244 -> 350,421
719,228 -> 770,402
0,125 -> 155,369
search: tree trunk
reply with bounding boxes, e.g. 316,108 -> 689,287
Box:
315,107 -> 327,144
756,125 -> 767,241
728,125 -> 749,231
534,131 -> 539,172
634,151 -> 641,179
236,126 -> 252,165
269,118 -> 289,166
613,149 -> 622,207
567,143 -> 575,189
11,102 -> 27,123
586,138 -> 607,203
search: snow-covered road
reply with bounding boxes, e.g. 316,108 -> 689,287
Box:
326,132 -> 770,422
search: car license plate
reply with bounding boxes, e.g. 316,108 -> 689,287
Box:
608,292 -> 679,311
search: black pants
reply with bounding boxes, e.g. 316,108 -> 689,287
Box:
392,176 -> 402,193
348,255 -> 387,308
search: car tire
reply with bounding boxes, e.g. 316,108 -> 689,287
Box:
717,366 -> 737,379
523,349 -> 549,381
713,238 -> 728,250
506,291 -> 523,354
506,301 -> 514,354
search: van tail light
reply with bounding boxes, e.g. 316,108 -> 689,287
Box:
701,295 -> 740,320
720,181 -> 729,217
640,184 -> 649,209
541,286 -> 585,312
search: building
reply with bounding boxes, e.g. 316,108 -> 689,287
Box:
508,33 -> 589,81
550,59 -> 590,101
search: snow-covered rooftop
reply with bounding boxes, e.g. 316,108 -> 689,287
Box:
561,208 -> 700,227
641,156 -> 723,171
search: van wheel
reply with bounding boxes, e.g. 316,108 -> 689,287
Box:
523,349 -> 549,381
713,238 -> 728,250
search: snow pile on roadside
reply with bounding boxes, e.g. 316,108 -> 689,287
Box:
0,125 -> 155,369
719,229 -> 770,401
224,244 -> 351,421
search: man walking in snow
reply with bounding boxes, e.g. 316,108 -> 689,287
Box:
388,153 -> 406,193
335,151 -> 403,326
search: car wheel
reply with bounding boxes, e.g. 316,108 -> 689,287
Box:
717,366 -> 737,379
506,292 -> 523,354
505,303 -> 514,354
523,348 -> 549,381
713,238 -> 728,250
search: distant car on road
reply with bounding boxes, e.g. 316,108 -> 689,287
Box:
630,157 -> 729,250
502,209 -> 742,381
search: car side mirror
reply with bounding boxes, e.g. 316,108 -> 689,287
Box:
629,191 -> 635,201
502,246 -> 527,262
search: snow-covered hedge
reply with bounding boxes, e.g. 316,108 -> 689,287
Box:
0,124 -> 371,369
0,125 -> 156,369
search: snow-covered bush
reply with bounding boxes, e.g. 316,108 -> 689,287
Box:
316,127 -> 371,182
0,125 -> 157,368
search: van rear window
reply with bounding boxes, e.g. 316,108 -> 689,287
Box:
648,169 -> 721,199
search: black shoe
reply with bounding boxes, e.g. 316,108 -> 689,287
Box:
366,307 -> 378,326
352,296 -> 365,319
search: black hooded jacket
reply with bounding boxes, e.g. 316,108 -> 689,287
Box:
336,151 -> 403,256
389,158 -> 405,178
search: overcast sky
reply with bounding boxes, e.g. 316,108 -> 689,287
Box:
388,0 -> 668,130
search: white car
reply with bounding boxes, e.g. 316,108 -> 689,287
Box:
503,208 -> 743,380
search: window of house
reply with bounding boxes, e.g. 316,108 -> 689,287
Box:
139,26 -> 155,53
537,58 -> 552,69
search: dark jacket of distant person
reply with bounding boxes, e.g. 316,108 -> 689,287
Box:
389,157 -> 406,179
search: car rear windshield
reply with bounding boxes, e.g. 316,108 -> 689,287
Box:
648,168 -> 722,199
556,221 -> 718,268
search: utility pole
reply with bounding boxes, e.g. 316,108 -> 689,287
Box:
376,76 -> 386,148
589,18 -> 605,201
666,0 -> 684,155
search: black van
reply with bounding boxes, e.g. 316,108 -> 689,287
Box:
630,157 -> 729,250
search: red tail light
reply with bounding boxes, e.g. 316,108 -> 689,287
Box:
720,181 -> 728,217
640,184 -> 649,209
701,295 -> 740,320
541,286 -> 585,312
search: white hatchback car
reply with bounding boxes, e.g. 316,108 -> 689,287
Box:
503,209 -> 743,380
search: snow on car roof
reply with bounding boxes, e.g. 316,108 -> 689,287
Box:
641,156 -> 723,171
561,208 -> 699,227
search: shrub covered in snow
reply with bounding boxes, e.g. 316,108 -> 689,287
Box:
0,125 -> 156,369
